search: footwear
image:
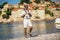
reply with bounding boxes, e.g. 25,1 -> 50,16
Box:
25,35 -> 28,38
28,33 -> 33,37
28,33 -> 38,37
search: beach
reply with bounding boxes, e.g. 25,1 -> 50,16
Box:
0,20 -> 60,40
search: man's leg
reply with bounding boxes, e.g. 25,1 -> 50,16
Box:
24,28 -> 27,35
28,20 -> 33,37
29,26 -> 33,37
24,28 -> 27,38
24,19 -> 28,38
29,27 -> 33,33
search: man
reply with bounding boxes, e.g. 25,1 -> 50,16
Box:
20,4 -> 33,38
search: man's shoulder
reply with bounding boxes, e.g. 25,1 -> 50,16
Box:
22,10 -> 25,13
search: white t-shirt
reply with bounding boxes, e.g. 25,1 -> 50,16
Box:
20,10 -> 31,19
20,10 -> 32,28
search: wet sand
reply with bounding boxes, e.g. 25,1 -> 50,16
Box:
0,20 -> 60,40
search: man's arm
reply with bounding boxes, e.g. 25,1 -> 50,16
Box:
28,13 -> 32,17
20,11 -> 26,18
28,10 -> 32,17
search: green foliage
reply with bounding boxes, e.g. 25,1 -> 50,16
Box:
35,16 -> 40,19
45,9 -> 54,17
20,0 -> 24,4
45,5 -> 54,17
10,7 -> 14,10
2,14 -> 9,19
0,5 -> 3,9
56,8 -> 60,11
51,2 -> 56,6
2,2 -> 8,6
50,12 -> 54,17
34,0 -> 40,4
34,7 -> 39,10
0,2 -> 8,9
55,4 -> 60,11
0,11 -> 2,16
20,0 -> 31,4
5,9 -> 11,16
45,0 -> 52,2
55,4 -> 60,7
2,9 -> 11,19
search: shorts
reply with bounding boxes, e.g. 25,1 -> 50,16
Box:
23,19 -> 32,28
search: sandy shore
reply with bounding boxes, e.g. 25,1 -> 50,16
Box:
8,32 -> 60,40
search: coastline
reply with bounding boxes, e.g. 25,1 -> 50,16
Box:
0,18 -> 55,23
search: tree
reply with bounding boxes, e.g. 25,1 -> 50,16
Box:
2,2 -> 8,6
0,2 -> 8,9
2,14 -> 9,19
0,5 -> 3,9
2,9 -> 12,19
20,0 -> 24,4
34,0 -> 40,4
45,0 -> 49,2
6,9 -> 11,16
45,6 -> 54,17
20,0 -> 31,4
0,11 -> 2,16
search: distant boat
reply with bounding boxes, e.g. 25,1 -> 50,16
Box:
55,18 -> 60,24
55,18 -> 60,29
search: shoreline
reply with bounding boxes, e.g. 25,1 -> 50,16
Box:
0,18 -> 55,24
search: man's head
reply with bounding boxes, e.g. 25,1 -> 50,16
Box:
24,3 -> 28,10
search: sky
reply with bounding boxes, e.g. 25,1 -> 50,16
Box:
0,0 -> 21,5
0,0 -> 60,5
52,0 -> 60,2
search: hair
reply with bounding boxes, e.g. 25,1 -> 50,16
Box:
24,5 -> 28,10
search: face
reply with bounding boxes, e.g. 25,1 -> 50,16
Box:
24,5 -> 28,10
